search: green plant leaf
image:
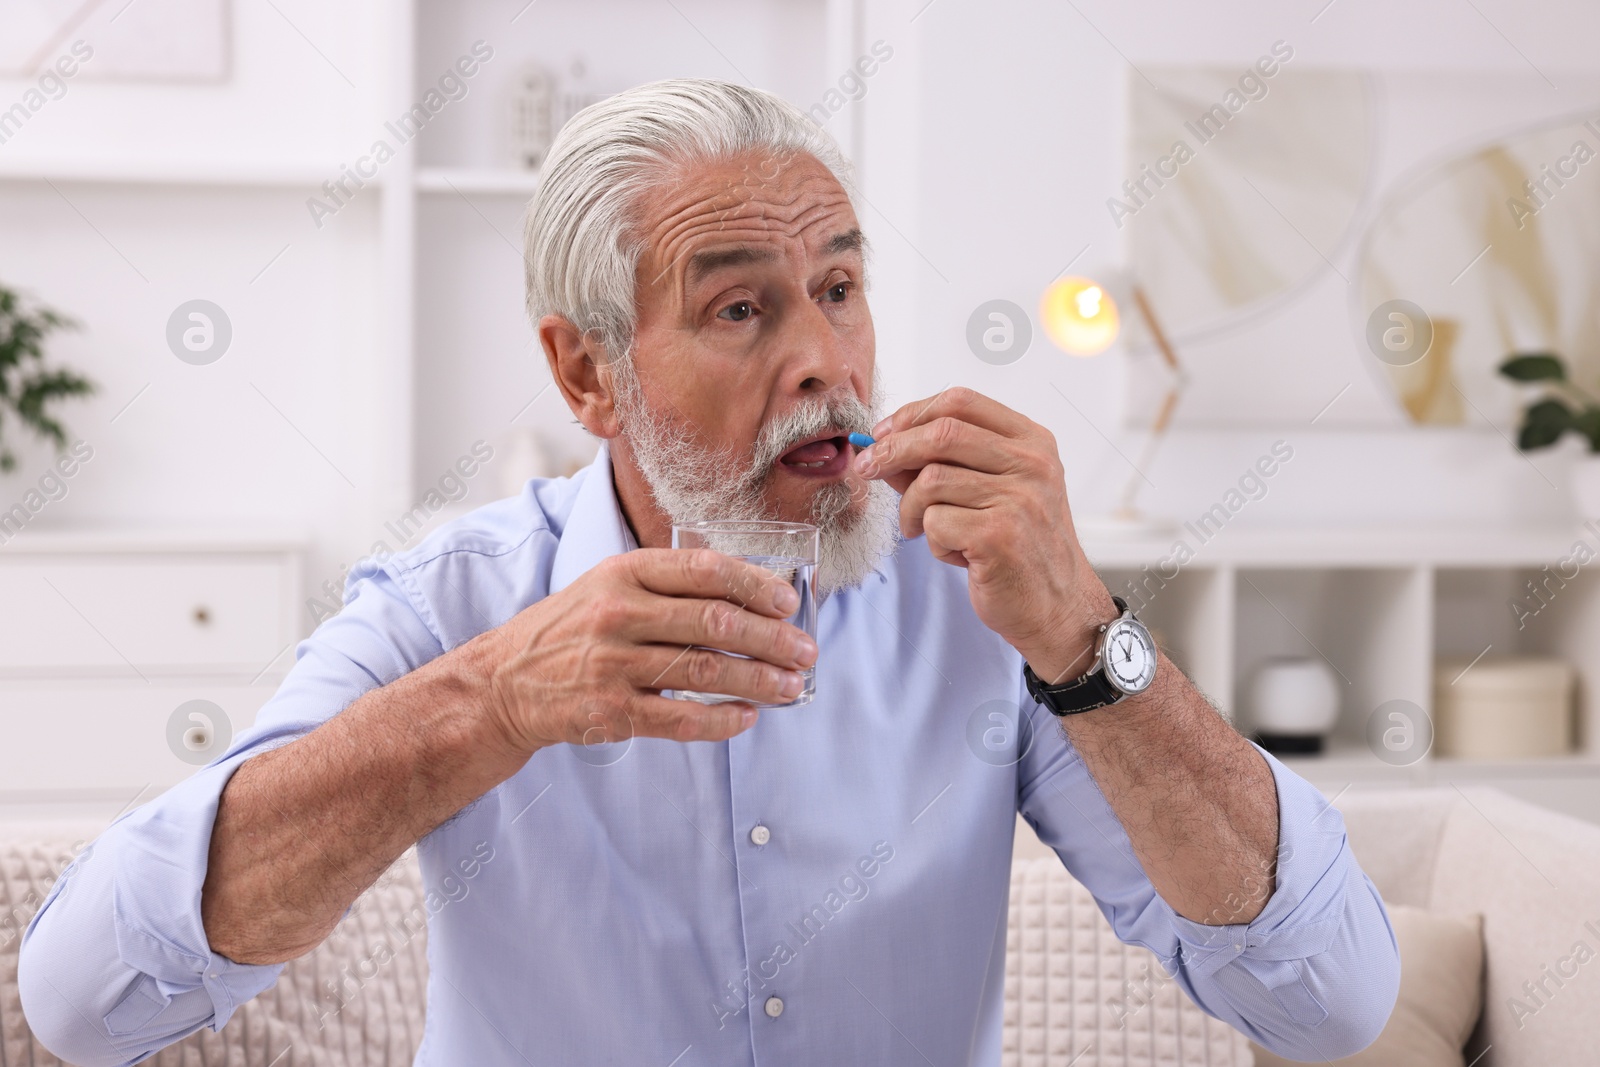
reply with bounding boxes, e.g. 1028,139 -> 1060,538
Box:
1575,408 -> 1600,453
0,283 -> 93,466
1518,397 -> 1573,450
1499,352 -> 1567,382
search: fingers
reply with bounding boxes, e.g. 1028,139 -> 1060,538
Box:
635,643 -> 808,707
857,415 -> 1017,482
616,693 -> 764,744
921,501 -> 984,567
558,692 -> 761,748
518,547 -> 817,755
627,548 -> 799,617
872,385 -> 1034,440
618,550 -> 816,671
660,596 -> 816,670
896,462 -> 997,539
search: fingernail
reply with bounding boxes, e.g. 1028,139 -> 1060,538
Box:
871,417 -> 890,436
780,672 -> 804,697
741,707 -> 759,728
856,455 -> 879,478
775,583 -> 800,612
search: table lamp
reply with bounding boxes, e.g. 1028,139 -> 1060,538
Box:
1039,275 -> 1187,537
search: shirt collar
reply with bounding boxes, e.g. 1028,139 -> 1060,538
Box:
549,439 -> 639,596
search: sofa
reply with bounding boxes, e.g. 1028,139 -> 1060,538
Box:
1015,785 -> 1600,1065
3,786 -> 1596,1066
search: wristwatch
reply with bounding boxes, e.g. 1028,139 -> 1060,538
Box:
1023,595 -> 1159,715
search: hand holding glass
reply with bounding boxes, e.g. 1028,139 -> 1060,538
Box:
669,520 -> 819,709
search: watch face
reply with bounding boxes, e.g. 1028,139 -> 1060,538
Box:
1102,618 -> 1158,694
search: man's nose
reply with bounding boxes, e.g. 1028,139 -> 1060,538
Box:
786,301 -> 853,394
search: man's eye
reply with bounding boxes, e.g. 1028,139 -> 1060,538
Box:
719,301 -> 755,322
825,282 -> 852,303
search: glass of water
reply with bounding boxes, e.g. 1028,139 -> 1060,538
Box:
669,519 -> 819,709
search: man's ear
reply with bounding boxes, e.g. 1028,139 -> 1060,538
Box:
539,314 -> 621,439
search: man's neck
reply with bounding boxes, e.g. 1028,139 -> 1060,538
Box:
605,435 -> 673,550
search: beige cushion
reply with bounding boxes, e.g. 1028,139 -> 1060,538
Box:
1003,857 -> 1254,1067
1252,904 -> 1483,1067
1336,792 -> 1456,908
2,828 -> 429,1067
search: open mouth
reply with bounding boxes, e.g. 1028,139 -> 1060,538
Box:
777,434 -> 853,477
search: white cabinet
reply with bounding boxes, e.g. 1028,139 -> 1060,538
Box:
0,557 -> 292,674
0,533 -> 303,814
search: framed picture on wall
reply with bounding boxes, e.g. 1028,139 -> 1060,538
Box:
0,0 -> 230,82
1121,62 -> 1600,429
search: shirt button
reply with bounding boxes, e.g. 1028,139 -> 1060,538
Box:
764,995 -> 784,1018
750,824 -> 771,846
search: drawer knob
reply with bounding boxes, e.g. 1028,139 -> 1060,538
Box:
192,606 -> 211,626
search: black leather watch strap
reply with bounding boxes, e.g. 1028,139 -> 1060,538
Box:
1022,595 -> 1130,716
1024,659 -> 1122,715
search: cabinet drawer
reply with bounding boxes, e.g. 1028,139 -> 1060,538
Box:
0,555 -> 294,674
0,680 -> 280,797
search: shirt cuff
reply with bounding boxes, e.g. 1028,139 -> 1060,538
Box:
106,749 -> 288,1030
1162,745 -> 1355,1000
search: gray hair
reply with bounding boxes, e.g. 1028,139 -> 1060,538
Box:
522,78 -> 861,368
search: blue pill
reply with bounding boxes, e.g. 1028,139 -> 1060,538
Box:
847,432 -> 875,448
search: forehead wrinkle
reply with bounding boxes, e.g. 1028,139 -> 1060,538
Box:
650,160 -> 849,246
642,189 -> 757,290
713,168 -> 844,218
647,212 -> 846,309
650,227 -> 801,319
637,161 -> 858,306
656,186 -> 856,279
655,187 -> 845,269
662,219 -> 856,319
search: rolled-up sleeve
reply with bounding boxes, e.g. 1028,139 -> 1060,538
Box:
17,565 -> 442,1067
1017,695 -> 1401,1062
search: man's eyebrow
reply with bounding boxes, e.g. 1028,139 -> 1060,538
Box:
824,228 -> 865,257
685,245 -> 777,288
682,229 -> 866,288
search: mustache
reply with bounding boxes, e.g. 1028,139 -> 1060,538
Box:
750,391 -> 875,474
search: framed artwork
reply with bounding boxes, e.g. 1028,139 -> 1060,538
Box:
0,0 -> 230,82
1123,61 -> 1600,428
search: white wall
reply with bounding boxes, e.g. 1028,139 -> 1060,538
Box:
854,0 -> 1600,527
4,0 -> 1599,628
0,0 -> 402,617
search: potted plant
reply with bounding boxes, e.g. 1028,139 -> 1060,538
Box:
0,285 -> 95,473
1499,351 -> 1600,516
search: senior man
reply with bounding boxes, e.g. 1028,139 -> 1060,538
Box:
20,79 -> 1398,1065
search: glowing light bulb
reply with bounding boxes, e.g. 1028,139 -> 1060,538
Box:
1041,276 -> 1120,356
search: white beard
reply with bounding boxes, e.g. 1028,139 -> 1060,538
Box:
610,361 -> 901,600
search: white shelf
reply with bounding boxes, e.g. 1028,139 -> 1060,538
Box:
415,167 -> 542,195
1279,745 -> 1600,774
1431,753 -> 1600,775
1090,523 -> 1600,820
1080,521 -> 1592,569
0,158 -> 360,189
0,524 -> 310,555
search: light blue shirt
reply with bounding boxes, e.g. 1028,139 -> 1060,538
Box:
20,440 -> 1399,1066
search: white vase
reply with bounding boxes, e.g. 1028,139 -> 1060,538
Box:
1570,453 -> 1600,520
1247,657 -> 1342,755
